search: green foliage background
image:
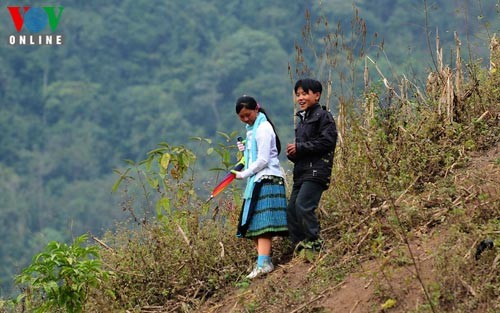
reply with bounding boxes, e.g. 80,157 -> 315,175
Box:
0,0 -> 497,296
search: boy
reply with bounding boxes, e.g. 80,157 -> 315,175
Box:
286,78 -> 337,256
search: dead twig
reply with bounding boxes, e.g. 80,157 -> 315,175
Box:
349,300 -> 361,313
355,227 -> 373,252
459,277 -> 478,297
90,234 -> 114,252
219,242 -> 225,258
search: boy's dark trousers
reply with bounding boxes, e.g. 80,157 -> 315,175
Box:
287,180 -> 324,245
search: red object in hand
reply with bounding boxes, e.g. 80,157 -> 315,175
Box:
207,160 -> 244,202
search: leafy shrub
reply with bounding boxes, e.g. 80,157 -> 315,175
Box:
15,234 -> 111,313
86,139 -> 255,311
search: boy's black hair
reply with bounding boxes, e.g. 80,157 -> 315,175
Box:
294,78 -> 323,94
235,95 -> 281,155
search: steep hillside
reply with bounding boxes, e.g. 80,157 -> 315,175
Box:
200,142 -> 499,312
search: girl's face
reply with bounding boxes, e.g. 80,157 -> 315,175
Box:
295,87 -> 320,111
238,107 -> 259,126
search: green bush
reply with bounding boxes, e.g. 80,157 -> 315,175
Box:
15,234 -> 111,313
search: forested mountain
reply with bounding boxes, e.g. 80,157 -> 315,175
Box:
0,0 -> 497,296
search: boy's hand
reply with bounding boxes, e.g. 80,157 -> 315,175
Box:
286,143 -> 296,156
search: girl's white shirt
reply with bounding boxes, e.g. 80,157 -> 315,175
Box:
238,120 -> 283,180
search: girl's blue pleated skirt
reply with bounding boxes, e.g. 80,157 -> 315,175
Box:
237,176 -> 288,239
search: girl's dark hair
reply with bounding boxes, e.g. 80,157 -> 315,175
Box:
235,95 -> 281,155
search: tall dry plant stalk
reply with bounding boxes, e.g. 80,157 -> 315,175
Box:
425,31 -> 478,123
490,33 -> 499,72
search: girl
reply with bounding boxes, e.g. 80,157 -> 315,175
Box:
232,95 -> 288,279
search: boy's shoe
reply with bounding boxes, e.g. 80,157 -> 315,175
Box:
293,240 -> 307,254
246,262 -> 274,279
297,239 -> 324,262
294,238 -> 324,252
299,248 -> 319,263
308,238 -> 324,252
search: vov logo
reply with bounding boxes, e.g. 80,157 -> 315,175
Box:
6,6 -> 64,46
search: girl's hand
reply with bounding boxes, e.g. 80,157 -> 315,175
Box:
231,170 -> 243,179
237,141 -> 245,152
286,143 -> 296,156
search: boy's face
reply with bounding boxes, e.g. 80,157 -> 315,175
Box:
295,87 -> 320,111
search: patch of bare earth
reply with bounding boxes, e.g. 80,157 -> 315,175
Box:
320,235 -> 443,312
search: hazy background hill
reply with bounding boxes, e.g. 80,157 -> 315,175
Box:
0,0 -> 497,295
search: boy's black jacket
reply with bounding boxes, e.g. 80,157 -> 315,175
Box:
287,103 -> 337,189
